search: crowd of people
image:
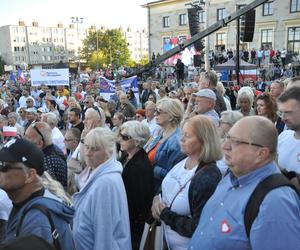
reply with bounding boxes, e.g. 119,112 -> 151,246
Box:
0,65 -> 299,250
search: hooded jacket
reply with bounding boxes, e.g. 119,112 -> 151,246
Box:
72,157 -> 131,250
5,189 -> 75,249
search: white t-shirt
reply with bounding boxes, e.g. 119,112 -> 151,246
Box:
278,130 -> 300,173
162,158 -> 196,250
0,189 -> 12,220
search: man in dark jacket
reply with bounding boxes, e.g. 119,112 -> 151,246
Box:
175,59 -> 185,88
0,138 -> 74,249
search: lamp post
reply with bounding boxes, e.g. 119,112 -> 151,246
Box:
71,17 -> 84,72
96,29 -> 99,72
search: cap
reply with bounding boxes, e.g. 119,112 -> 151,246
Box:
0,138 -> 44,175
25,107 -> 37,114
193,89 -> 216,101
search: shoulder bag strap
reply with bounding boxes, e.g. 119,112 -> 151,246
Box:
16,204 -> 61,250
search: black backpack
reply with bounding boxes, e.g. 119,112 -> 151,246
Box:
244,173 -> 300,238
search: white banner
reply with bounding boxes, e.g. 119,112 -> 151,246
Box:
4,65 -> 13,72
30,68 -> 69,86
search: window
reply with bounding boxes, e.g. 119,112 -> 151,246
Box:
287,27 -> 300,54
163,16 -> 170,27
163,37 -> 171,52
198,11 -> 206,23
261,29 -> 273,48
217,8 -> 226,21
179,14 -> 187,26
291,0 -> 300,12
263,1 -> 273,16
216,33 -> 226,46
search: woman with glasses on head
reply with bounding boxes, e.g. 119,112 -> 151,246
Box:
151,115 -> 222,250
146,98 -> 186,192
73,127 -> 131,250
118,121 -> 154,249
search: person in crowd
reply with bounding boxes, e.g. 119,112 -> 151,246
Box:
95,96 -> 113,129
189,116 -> 300,250
68,107 -> 84,133
18,88 -> 35,108
158,87 -> 167,99
0,138 -> 75,249
45,99 -> 60,121
41,112 -> 65,153
63,96 -> 82,129
198,71 -> 227,115
255,93 -> 278,123
17,107 -> 27,128
119,121 -> 154,249
270,80 -> 285,100
72,127 -> 131,250
148,93 -> 157,103
152,115 -> 222,249
175,59 -> 185,88
7,112 -> 24,137
217,110 -> 243,175
148,98 -> 186,192
64,128 -> 81,195
216,82 -> 232,111
192,89 -> 220,125
0,188 -> 12,243
25,97 -> 35,109
135,109 -> 146,122
141,81 -> 154,109
117,93 -> 136,121
236,86 -> 255,116
126,89 -> 138,108
82,95 -> 95,120
112,112 -> 126,133
277,86 -> 300,174
24,108 -> 38,131
141,101 -> 162,138
24,122 -> 67,188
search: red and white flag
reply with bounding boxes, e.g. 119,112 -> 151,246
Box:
3,126 -> 17,137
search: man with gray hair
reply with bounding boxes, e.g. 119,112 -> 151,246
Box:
24,122 -> 67,188
41,112 -> 65,153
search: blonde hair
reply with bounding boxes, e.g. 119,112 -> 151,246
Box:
183,115 -> 222,162
156,97 -> 184,126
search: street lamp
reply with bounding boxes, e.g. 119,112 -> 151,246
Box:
71,17 -> 84,72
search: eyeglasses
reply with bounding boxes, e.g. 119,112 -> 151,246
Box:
0,162 -> 25,172
224,133 -> 264,148
119,133 -> 132,141
26,100 -> 32,103
32,123 -> 45,142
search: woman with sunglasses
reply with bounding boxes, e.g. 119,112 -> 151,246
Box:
119,121 -> 154,249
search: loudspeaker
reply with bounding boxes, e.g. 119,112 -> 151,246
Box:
240,9 -> 256,42
188,8 -> 204,51
193,54 -> 202,67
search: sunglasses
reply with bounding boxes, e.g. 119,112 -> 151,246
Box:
0,162 -> 24,172
32,123 -> 45,142
119,133 -> 132,141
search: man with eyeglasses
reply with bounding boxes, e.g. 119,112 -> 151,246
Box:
277,87 -> 300,174
189,116 -> 300,250
0,138 -> 75,249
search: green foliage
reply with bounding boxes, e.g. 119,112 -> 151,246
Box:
81,28 -> 130,69
0,56 -> 6,75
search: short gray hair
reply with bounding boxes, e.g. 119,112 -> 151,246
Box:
220,110 -> 243,127
120,121 -> 150,147
85,127 -> 116,157
237,86 -> 255,107
42,112 -> 58,127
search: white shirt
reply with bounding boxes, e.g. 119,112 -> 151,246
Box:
278,130 -> 300,173
141,118 -> 162,138
162,158 -> 196,250
0,189 -> 12,220
52,126 -> 65,153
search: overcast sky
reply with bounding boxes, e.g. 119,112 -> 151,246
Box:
0,0 -> 149,29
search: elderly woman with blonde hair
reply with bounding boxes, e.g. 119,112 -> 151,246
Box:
73,127 -> 131,250
236,86 -> 255,116
146,98 -> 186,192
119,121 -> 154,249
152,115 -> 222,250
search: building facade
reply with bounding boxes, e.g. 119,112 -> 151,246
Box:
123,27 -> 148,62
143,0 -> 300,58
0,21 -> 86,69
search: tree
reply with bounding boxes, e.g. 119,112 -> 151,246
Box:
81,28 -> 130,69
0,56 -> 6,75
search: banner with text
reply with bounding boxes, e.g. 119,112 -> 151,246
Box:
30,68 -> 69,86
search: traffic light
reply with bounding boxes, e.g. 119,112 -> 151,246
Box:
240,9 -> 256,42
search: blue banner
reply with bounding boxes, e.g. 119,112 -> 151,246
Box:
99,75 -> 138,93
